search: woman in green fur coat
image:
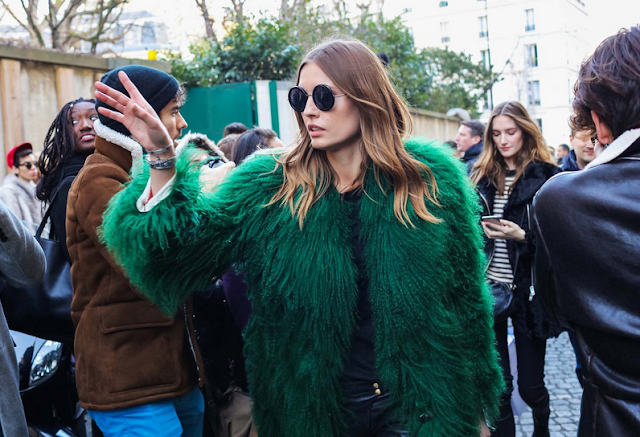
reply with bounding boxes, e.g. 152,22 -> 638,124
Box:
95,39 -> 503,437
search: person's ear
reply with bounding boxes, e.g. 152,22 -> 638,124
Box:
591,110 -> 613,145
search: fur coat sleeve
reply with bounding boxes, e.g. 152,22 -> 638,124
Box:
100,147 -> 281,315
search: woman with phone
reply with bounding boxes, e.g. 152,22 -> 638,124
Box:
471,101 -> 560,437
96,39 -> 503,437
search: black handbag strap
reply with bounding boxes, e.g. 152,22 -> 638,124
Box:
35,175 -> 75,239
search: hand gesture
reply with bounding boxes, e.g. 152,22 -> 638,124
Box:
200,162 -> 236,192
482,218 -> 526,242
94,71 -> 172,153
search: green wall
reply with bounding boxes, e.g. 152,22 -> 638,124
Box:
180,82 -> 256,142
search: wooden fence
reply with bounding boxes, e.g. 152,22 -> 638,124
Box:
0,45 -> 168,178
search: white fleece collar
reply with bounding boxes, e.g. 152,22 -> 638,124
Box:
585,128 -> 640,170
94,119 -> 144,160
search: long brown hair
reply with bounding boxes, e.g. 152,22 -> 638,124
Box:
269,38 -> 440,228
471,101 -> 554,194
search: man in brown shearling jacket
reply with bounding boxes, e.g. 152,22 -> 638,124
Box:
67,66 -> 205,436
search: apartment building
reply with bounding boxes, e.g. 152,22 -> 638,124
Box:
404,0 -> 590,146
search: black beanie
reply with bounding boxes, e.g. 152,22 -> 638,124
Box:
96,65 -> 179,136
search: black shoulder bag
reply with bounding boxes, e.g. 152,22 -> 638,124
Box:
0,179 -> 75,344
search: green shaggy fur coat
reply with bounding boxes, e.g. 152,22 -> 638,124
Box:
101,138 -> 504,437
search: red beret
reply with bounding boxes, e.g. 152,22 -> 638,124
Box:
7,142 -> 33,168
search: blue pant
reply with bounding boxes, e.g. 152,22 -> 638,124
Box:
88,386 -> 204,437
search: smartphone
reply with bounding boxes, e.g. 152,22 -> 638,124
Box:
481,215 -> 502,225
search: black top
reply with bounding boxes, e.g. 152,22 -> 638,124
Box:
49,153 -> 90,263
340,189 -> 378,382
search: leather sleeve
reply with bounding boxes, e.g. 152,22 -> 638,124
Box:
531,192 -> 565,327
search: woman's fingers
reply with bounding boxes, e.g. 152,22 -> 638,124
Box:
94,90 -> 125,113
200,161 -> 236,191
96,106 -> 124,123
482,222 -> 507,239
94,81 -> 129,106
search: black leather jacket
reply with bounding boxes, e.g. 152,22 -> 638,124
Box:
533,134 -> 640,437
477,160 -> 561,339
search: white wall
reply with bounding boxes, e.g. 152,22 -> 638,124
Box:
405,0 -> 589,147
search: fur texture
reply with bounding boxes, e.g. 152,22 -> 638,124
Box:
101,138 -> 504,436
93,120 -> 143,160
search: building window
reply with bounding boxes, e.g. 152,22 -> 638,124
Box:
525,9 -> 535,32
439,1 -> 448,6
480,50 -> 490,70
528,80 -> 541,106
441,21 -> 450,43
536,118 -> 543,132
479,16 -> 488,38
525,43 -> 538,67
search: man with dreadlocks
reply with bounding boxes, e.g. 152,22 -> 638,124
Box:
36,98 -> 97,262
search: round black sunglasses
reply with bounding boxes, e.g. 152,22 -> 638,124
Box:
288,84 -> 345,113
18,162 -> 36,170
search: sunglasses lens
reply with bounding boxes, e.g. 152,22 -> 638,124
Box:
313,85 -> 335,111
25,163 -> 32,169
288,87 -> 308,113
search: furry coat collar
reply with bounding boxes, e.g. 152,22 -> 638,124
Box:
101,138 -> 504,436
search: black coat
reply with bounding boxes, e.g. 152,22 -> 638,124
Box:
477,160 -> 561,339
533,134 -> 640,437
462,141 -> 483,174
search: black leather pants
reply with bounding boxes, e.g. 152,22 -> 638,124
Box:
342,380 -> 409,437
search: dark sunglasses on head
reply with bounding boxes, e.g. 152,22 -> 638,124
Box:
288,84 -> 345,113
18,162 -> 36,170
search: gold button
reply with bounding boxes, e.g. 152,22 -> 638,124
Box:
373,383 -> 379,389
374,389 -> 381,395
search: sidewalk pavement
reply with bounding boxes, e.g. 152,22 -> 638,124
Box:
515,331 -> 583,437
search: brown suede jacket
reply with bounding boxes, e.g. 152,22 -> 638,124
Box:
67,121 -> 205,411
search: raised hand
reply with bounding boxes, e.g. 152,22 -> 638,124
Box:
200,161 -> 236,192
94,71 -> 172,153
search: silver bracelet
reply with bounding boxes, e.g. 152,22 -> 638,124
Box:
144,154 -> 176,170
147,144 -> 174,155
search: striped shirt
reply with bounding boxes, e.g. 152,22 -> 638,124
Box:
487,174 -> 515,283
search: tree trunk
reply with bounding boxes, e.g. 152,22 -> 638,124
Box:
195,0 -> 216,39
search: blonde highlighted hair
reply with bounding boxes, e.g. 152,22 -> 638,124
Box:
471,101 -> 555,194
269,38 -> 440,228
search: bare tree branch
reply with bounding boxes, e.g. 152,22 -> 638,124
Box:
229,0 -> 246,24
1,0 -> 48,47
1,0 -> 131,51
195,0 -> 216,39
